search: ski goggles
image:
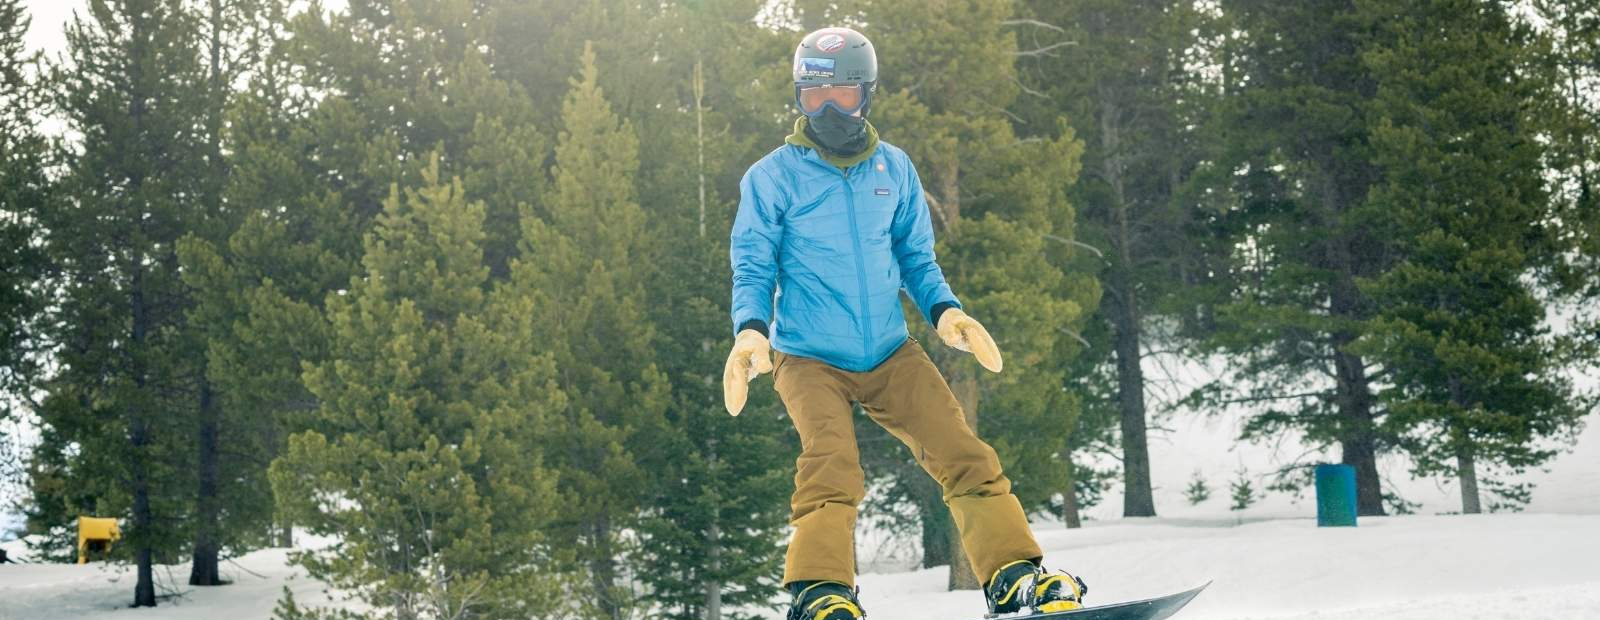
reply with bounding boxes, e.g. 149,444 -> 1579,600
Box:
796,83 -> 867,116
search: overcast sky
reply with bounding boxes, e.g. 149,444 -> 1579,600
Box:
21,0 -> 82,57
22,0 -> 350,57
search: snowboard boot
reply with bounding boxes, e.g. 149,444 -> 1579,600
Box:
984,559 -> 1088,616
786,580 -> 865,620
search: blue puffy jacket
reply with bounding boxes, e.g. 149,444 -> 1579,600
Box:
730,139 -> 960,372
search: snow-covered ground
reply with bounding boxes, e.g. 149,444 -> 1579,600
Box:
4,363 -> 1596,620
859,513 -> 1600,620
6,353 -> 1593,620
5,510 -> 1599,620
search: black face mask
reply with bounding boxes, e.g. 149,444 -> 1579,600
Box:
804,106 -> 870,157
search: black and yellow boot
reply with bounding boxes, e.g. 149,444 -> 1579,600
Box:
786,581 -> 865,620
984,560 -> 1088,616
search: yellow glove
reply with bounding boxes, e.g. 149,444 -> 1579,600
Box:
936,308 -> 1003,373
722,329 -> 774,416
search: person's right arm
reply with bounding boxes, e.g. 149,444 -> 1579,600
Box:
725,165 -> 783,415
729,166 -> 784,337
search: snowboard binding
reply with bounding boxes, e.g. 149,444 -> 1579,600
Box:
985,560 -> 1088,617
787,580 -> 865,620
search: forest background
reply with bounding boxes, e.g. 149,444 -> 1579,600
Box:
1,0 -> 1596,618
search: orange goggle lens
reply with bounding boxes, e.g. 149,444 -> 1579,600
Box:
798,84 -> 865,114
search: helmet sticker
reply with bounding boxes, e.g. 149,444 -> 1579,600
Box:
816,33 -> 846,53
797,57 -> 836,79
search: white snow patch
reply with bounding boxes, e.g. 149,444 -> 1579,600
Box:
0,546 -> 338,620
859,513 -> 1600,620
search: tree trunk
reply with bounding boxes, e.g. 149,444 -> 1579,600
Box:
1061,458 -> 1082,529
191,4 -> 226,586
1446,379 -> 1482,515
1322,177 -> 1385,517
704,439 -> 721,620
1101,97 -> 1156,518
275,521 -> 293,548
590,517 -> 624,620
190,379 -> 222,586
704,519 -> 721,620
1110,266 -> 1155,518
1330,342 -> 1384,516
918,473 -> 953,569
1456,445 -> 1481,514
945,372 -> 981,591
131,411 -> 157,608
126,4 -> 157,609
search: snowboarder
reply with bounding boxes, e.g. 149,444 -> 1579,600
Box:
724,27 -> 1088,620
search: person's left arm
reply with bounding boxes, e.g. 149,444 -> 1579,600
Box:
890,154 -> 1003,372
890,156 -> 961,326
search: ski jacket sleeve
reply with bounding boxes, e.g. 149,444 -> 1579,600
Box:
892,157 -> 961,325
730,165 -> 784,336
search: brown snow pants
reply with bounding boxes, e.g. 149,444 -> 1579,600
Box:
774,338 -> 1043,588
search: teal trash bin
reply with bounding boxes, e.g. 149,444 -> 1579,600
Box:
1315,464 -> 1358,527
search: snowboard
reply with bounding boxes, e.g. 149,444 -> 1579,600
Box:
982,582 -> 1210,620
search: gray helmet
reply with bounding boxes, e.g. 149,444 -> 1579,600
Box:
792,27 -> 877,87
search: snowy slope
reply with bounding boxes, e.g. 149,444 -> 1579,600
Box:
0,547 -> 338,620
858,513 -> 1600,620
4,512 -> 1598,619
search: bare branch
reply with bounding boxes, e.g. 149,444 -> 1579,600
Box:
1001,19 -> 1067,33
1043,233 -> 1105,259
1014,41 -> 1078,58
1014,76 -> 1051,99
1215,391 -> 1327,406
1058,327 -> 1092,349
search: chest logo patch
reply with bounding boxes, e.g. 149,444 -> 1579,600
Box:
875,188 -> 891,196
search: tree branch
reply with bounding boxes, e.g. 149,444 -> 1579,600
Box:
1043,234 -> 1105,259
1014,40 -> 1078,58
1001,19 -> 1067,34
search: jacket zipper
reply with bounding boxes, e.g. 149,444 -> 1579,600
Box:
838,164 -> 873,362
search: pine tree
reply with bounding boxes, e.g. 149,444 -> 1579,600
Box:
624,4 -> 796,618
1014,0 -> 1215,519
186,0 -> 551,560
1228,469 -> 1256,511
29,0 -> 208,606
269,158 -> 568,619
1201,0 -> 1393,516
171,0 -> 284,587
284,0 -> 549,276
1184,471 -> 1212,506
0,0 -> 49,449
1353,0 -> 1593,513
1532,0 -> 1600,317
508,44 -> 672,619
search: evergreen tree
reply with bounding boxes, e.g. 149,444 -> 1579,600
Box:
509,44 -> 671,620
626,4 -> 796,619
174,0 -> 281,586
1184,471 -> 1212,506
1228,468 -> 1256,511
1532,0 -> 1600,314
1014,0 -> 1215,519
284,0 -> 548,276
28,0 -> 208,606
270,159 -> 569,620
176,9 -> 365,554
1201,0 -> 1393,516
1353,0 -> 1592,513
0,0 -> 49,451
191,0 -> 550,559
